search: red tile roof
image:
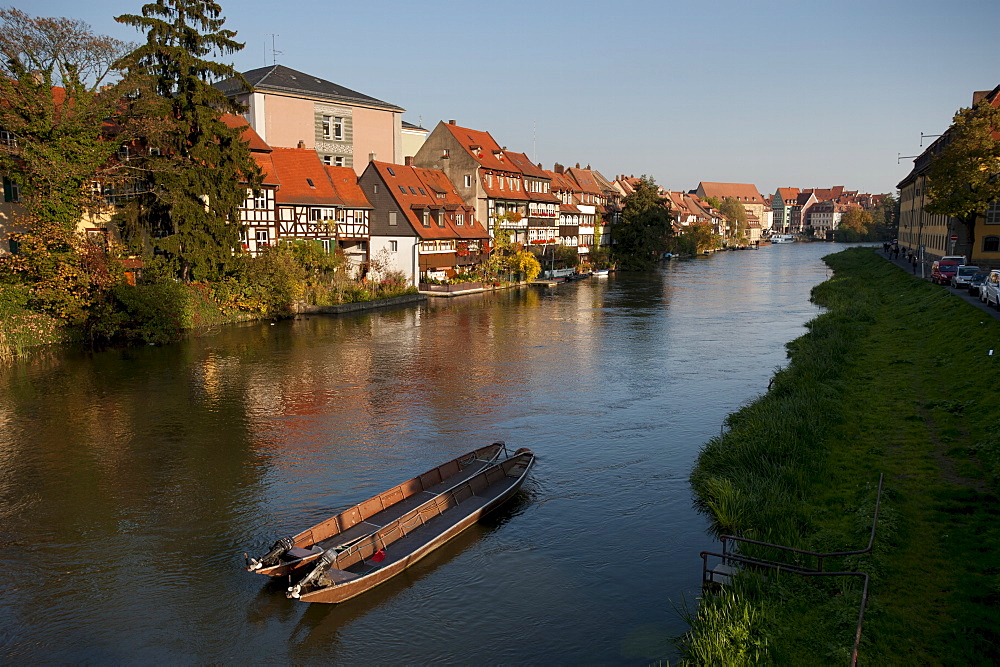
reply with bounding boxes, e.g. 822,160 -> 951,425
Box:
323,165 -> 372,209
370,161 -> 487,240
220,113 -> 271,152
442,122 -> 518,173
698,182 -> 766,205
268,148 -> 344,206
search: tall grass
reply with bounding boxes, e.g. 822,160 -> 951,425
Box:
682,247 -> 1000,663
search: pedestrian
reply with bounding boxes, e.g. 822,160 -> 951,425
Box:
893,244 -> 900,260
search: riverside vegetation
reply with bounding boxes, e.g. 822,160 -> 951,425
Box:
681,247 -> 1000,664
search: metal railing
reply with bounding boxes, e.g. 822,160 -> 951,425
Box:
699,473 -> 884,666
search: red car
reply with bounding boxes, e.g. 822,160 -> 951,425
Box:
931,261 -> 959,285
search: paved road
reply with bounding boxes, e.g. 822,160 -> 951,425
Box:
878,248 -> 1000,319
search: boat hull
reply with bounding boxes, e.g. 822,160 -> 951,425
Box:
248,443 -> 509,578
294,451 -> 534,604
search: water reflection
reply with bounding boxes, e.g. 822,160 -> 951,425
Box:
0,243 -> 860,663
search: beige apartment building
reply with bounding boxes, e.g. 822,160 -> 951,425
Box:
217,65 -> 405,175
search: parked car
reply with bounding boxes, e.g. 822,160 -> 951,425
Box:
968,271 -> 989,297
981,270 -> 1000,309
930,261 -> 959,285
950,265 -> 981,289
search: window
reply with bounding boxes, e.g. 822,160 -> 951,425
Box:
322,155 -> 333,165
387,167 -> 396,176
409,187 -> 418,195
987,202 -> 1000,225
253,190 -> 267,209
456,213 -> 464,226
373,183 -> 379,194
464,175 -> 472,187
436,212 -> 444,228
399,185 -> 407,194
335,157 -> 345,167
311,208 -> 335,221
322,115 -> 332,139
418,187 -> 426,195
306,178 -> 315,188
0,129 -> 17,146
388,211 -> 397,226
334,117 -> 344,140
422,211 -> 430,227
389,240 -> 398,252
3,177 -> 19,203
256,230 -> 269,245
321,239 -> 331,253
984,236 -> 1000,252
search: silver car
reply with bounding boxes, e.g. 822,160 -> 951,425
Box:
981,270 -> 1000,309
951,265 -> 981,288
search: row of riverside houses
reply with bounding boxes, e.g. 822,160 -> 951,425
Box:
0,64 -> 625,286
216,65 -> 623,282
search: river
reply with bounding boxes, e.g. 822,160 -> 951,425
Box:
0,243 -> 854,663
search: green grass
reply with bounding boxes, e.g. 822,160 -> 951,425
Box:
682,247 -> 1000,664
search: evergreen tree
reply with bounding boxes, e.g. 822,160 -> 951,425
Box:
611,175 -> 672,270
114,0 -> 261,282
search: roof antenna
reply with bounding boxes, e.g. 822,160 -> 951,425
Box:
263,34 -> 282,66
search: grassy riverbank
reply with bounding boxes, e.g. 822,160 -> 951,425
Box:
681,247 -> 1000,663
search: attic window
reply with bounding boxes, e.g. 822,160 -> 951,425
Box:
387,167 -> 396,176
418,187 -> 426,195
306,178 -> 315,188
398,185 -> 407,194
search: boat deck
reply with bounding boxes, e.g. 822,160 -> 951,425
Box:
314,457 -> 497,552
341,468 -> 521,575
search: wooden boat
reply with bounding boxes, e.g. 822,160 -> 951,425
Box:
286,447 -> 535,604
245,442 -> 510,578
591,269 -> 610,277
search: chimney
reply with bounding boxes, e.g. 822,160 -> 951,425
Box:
369,152 -> 376,163
553,163 -> 564,174
575,163 -> 581,169
404,156 -> 413,166
297,140 -> 305,149
449,119 -> 456,125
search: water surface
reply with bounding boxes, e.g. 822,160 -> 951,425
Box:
0,243 -> 850,663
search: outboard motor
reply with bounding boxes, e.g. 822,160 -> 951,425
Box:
246,535 -> 294,571
287,549 -> 338,599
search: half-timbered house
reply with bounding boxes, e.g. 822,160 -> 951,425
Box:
359,160 -> 488,285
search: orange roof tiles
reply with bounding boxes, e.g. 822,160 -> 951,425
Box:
370,161 -> 487,241
323,165 -> 372,209
268,148 -> 344,206
698,182 -> 766,205
220,113 -> 271,153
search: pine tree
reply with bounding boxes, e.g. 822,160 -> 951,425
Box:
114,0 -> 261,282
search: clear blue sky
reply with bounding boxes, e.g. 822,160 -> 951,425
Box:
24,0 -> 1000,196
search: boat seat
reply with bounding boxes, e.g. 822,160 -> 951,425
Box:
282,545 -> 323,561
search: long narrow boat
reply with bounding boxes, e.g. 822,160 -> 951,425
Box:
245,442 -> 510,578
286,448 -> 535,604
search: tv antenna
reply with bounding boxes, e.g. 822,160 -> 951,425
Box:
263,34 -> 282,66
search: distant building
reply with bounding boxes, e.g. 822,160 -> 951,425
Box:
401,120 -> 429,162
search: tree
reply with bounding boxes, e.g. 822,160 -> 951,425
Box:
835,207 -> 873,241
0,9 -> 135,230
719,197 -> 748,243
869,193 -> 898,239
925,98 -> 1000,257
678,222 -> 721,254
114,0 -> 261,282
611,175 -> 672,270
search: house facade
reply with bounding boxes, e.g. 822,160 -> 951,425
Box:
897,85 -> 1000,266
412,120 -> 530,243
359,160 -> 488,285
216,65 -> 405,175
